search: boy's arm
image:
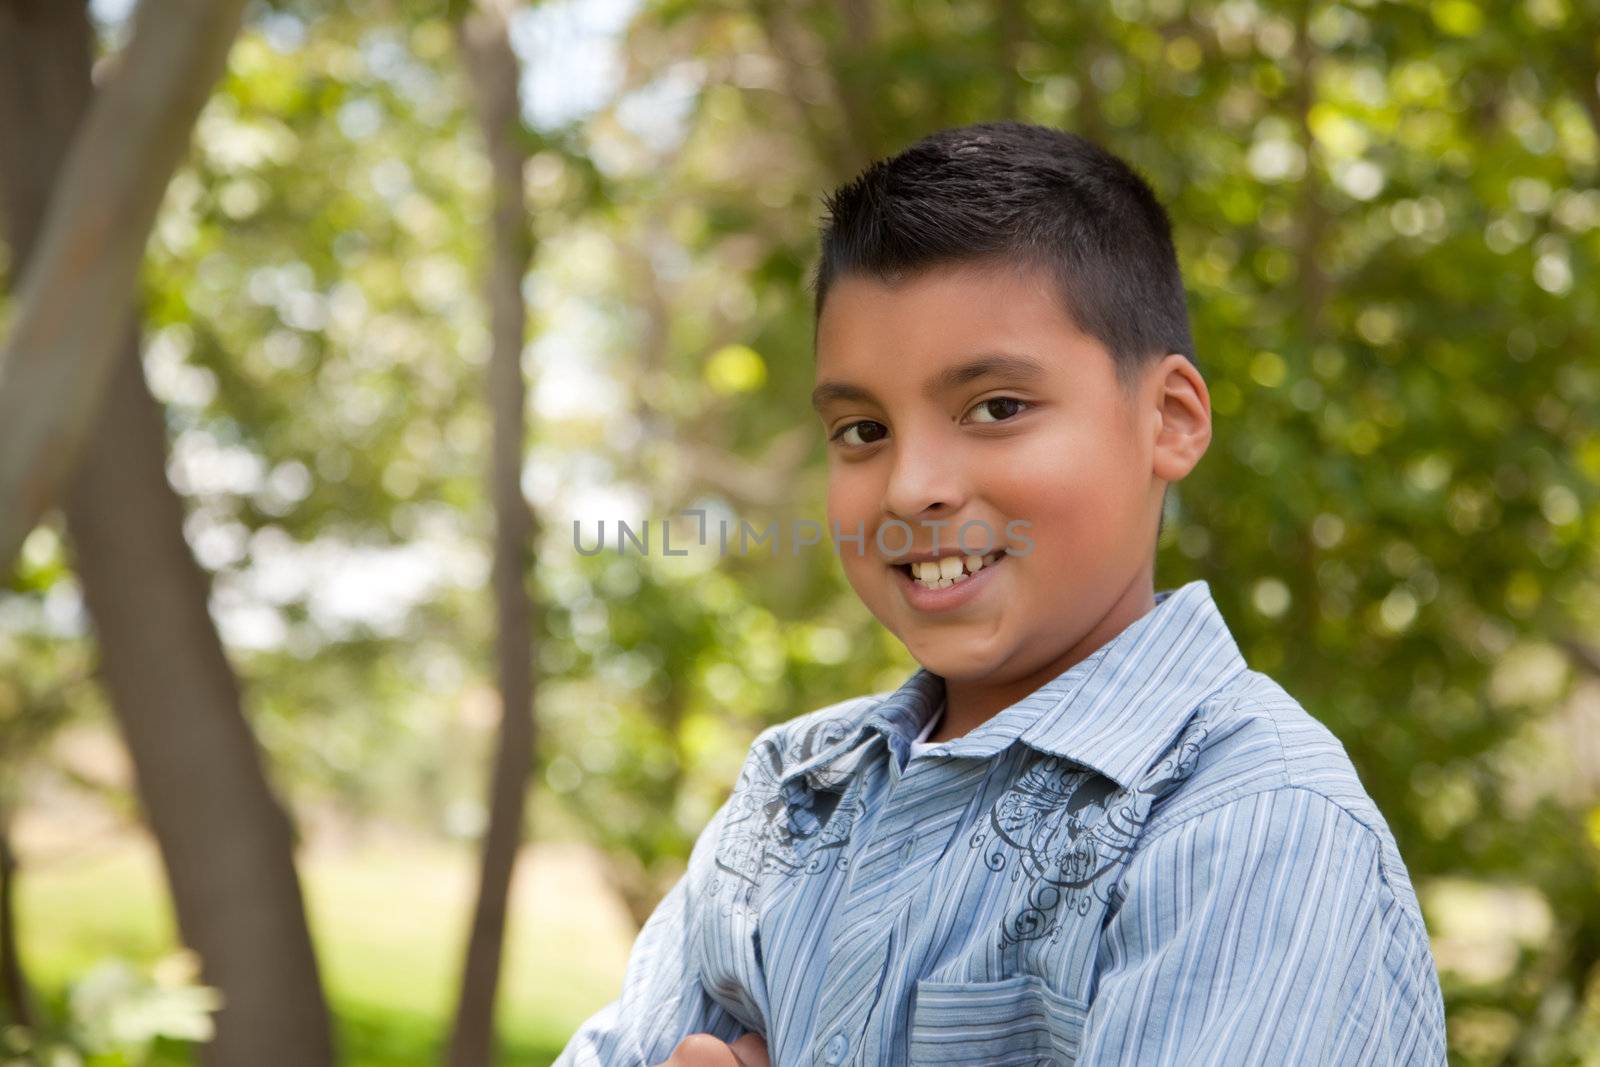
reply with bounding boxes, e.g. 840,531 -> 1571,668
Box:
553,734 -> 775,1067
1081,787 -> 1448,1067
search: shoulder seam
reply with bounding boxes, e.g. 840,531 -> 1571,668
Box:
1139,783 -> 1382,862
1135,781 -> 1433,933
1259,685 -> 1294,785
1248,696 -> 1427,932
1156,678 -> 1387,840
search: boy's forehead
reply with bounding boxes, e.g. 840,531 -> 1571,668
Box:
819,258 -> 1058,319
813,260 -> 1107,384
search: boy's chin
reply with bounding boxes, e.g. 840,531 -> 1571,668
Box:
904,637 -> 1010,683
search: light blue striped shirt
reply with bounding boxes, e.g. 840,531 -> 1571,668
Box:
555,579 -> 1448,1065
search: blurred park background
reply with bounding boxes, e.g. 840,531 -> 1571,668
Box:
0,0 -> 1597,1064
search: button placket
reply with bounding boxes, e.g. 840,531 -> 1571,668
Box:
804,758 -> 897,1067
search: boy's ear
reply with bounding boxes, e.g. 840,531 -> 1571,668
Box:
1148,353 -> 1211,484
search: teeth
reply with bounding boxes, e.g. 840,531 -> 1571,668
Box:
906,553 -> 1001,590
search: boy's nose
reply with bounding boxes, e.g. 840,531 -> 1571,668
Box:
881,434 -> 968,522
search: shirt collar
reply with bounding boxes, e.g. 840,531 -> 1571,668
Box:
778,579 -> 1248,793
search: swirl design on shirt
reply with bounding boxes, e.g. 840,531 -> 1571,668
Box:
972,719 -> 1210,948
711,716 -> 864,911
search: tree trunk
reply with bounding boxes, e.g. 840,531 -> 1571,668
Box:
66,343 -> 338,1067
0,4 -> 335,1064
0,812 -> 34,1030
445,2 -> 539,1065
0,0 -> 247,573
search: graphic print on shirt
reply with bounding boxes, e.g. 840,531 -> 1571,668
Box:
973,718 -> 1210,949
711,715 -> 866,914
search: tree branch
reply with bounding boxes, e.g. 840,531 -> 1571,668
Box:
750,0 -> 861,181
1291,0 -> 1330,336
0,0 -> 248,575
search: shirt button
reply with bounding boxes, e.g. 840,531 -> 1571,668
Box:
897,834 -> 917,868
823,1032 -> 850,1064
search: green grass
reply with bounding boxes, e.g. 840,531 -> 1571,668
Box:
13,832 -> 635,1065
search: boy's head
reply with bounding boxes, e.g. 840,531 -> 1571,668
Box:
808,122 -> 1213,697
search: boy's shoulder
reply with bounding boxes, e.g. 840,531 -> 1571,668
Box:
1154,666 -> 1423,921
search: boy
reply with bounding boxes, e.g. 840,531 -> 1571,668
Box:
555,122 -> 1448,1066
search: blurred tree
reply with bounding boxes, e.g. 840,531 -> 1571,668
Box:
443,1 -> 539,1066
0,669 -> 86,1032
0,2 -> 334,1064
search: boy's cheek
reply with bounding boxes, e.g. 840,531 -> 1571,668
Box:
837,553 -> 891,617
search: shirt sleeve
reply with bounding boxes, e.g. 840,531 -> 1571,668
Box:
552,735 -> 772,1067
1080,787 -> 1448,1066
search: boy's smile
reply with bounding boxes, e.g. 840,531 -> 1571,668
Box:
813,259 -> 1212,739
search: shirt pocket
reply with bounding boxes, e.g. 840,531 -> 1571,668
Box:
908,974 -> 1088,1065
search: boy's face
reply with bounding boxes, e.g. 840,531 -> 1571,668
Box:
813,259 -> 1209,695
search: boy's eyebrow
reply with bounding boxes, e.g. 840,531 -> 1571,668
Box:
810,380 -> 877,412
924,352 -> 1047,396
810,351 -> 1047,413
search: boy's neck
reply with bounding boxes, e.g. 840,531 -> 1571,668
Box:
926,571 -> 1158,745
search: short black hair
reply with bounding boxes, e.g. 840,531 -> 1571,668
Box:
810,121 -> 1196,394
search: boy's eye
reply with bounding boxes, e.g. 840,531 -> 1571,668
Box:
967,397 -> 1028,423
832,420 -> 888,446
